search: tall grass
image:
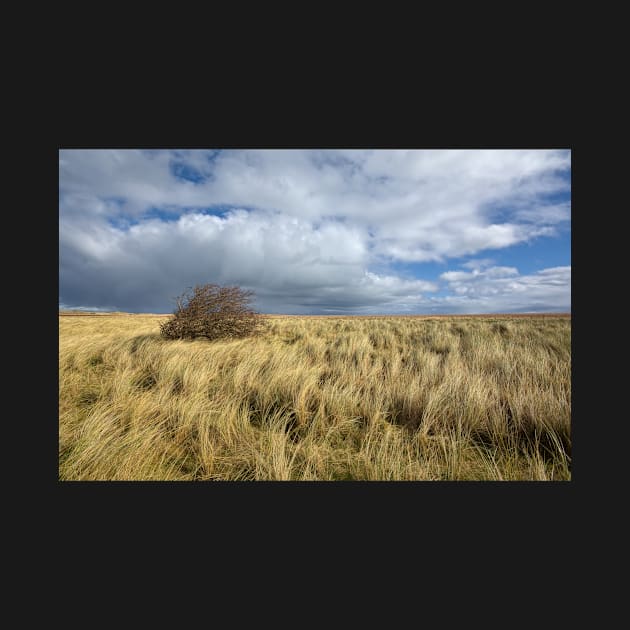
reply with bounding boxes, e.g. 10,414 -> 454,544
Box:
59,314 -> 571,480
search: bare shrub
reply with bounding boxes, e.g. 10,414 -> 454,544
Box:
160,284 -> 263,341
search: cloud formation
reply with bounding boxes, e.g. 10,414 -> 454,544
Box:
434,265 -> 571,313
59,149 -> 570,313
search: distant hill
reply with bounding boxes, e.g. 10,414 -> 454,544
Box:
59,310 -> 169,316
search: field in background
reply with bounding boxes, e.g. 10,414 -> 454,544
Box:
59,314 -> 571,480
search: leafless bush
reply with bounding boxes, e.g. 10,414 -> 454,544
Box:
160,284 -> 263,341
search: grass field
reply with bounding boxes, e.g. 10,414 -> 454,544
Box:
59,313 -> 571,480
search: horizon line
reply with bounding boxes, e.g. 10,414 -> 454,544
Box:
59,310 -> 571,317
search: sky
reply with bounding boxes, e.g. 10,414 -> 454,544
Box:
59,149 -> 571,314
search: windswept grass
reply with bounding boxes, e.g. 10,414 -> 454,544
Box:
59,314 -> 571,480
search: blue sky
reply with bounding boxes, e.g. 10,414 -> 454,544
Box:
59,149 -> 571,314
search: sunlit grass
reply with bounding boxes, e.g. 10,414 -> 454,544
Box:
59,314 -> 571,480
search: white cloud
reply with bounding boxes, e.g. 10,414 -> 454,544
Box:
59,149 -> 570,313
461,258 -> 495,270
60,208 -> 439,313
514,201 -> 571,224
433,265 -> 571,313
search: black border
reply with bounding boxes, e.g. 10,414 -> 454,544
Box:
47,82 -> 584,581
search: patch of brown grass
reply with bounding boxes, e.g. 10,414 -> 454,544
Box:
59,314 -> 571,480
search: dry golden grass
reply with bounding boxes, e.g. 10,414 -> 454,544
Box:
59,314 -> 571,480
